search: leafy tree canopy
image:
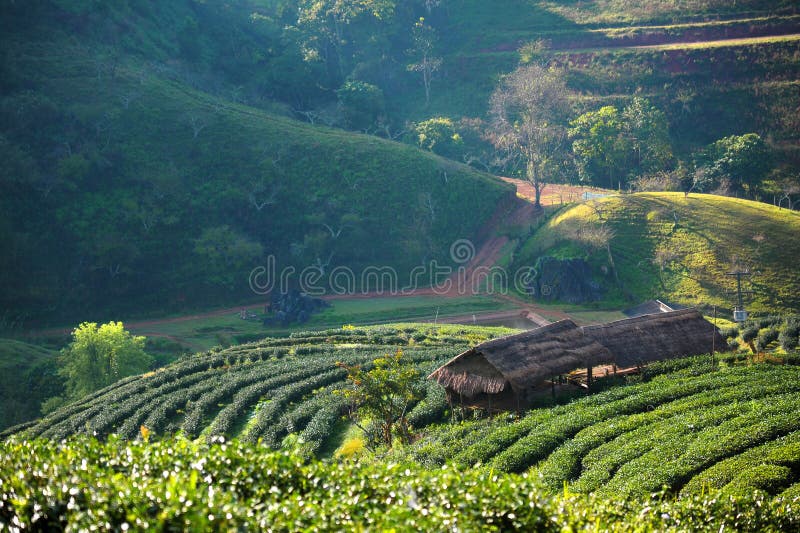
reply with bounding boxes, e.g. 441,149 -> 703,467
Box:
700,133 -> 773,194
570,97 -> 673,189
336,349 -> 419,447
58,321 -> 153,399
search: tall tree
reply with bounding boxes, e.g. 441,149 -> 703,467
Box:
488,64 -> 571,207
622,96 -> 673,175
569,106 -> 628,189
407,17 -> 442,107
570,97 -> 673,189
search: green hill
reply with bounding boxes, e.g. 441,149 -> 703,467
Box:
12,324 -> 513,445
0,339 -> 60,430
0,2 -> 511,324
5,323 -> 800,529
516,192 -> 800,313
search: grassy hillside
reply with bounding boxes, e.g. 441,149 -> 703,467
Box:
516,193 -> 800,313
0,339 -> 60,430
0,4 -> 512,325
406,1 -> 800,163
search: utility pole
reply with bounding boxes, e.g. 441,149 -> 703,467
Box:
711,305 -> 716,366
726,268 -> 753,322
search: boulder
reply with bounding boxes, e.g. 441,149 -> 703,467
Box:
527,256 -> 603,304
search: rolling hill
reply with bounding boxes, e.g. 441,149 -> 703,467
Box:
516,192 -> 800,313
0,2 -> 512,325
0,339 -> 60,430
4,323 -> 800,529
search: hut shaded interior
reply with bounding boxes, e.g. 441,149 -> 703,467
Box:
429,309 -> 726,411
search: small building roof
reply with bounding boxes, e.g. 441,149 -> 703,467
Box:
622,299 -> 684,317
429,309 -> 724,398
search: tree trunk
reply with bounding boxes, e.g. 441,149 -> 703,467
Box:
528,160 -> 542,208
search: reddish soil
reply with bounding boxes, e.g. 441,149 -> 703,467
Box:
500,177 -> 613,206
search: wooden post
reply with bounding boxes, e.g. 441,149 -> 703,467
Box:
586,365 -> 592,391
551,375 -> 556,399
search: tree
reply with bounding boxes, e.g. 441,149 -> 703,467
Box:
699,133 -> 773,195
336,349 -> 419,447
570,97 -> 673,189
621,96 -> 673,175
407,17 -> 442,106
569,106 -> 628,189
298,0 -> 396,84
58,322 -> 152,399
488,64 -> 571,207
411,116 -> 462,157
336,79 -> 385,130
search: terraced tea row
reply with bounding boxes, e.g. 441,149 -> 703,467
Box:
411,360 -> 800,499
14,325 -> 510,449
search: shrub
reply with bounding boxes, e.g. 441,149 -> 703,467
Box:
741,325 -> 760,343
779,323 -> 800,351
755,327 -> 780,351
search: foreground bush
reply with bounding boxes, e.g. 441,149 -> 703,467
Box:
1,436 -> 798,531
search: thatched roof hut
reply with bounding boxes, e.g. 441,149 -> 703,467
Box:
429,309 -> 725,410
583,309 -> 720,367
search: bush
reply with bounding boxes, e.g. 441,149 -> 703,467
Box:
755,327 -> 780,351
779,323 -> 800,351
741,325 -> 760,343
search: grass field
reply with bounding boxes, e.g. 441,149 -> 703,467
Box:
517,192 -> 800,314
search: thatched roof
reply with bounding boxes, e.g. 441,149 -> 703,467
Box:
583,308 -> 722,368
429,309 -> 724,397
430,319 -> 613,397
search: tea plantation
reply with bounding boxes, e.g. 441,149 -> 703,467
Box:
3,324 -> 800,529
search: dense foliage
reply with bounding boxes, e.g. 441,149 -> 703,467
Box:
2,435 -> 798,531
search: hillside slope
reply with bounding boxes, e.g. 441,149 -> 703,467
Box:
0,339 -> 60,430
0,3 -> 512,324
406,1 -> 800,163
11,322 -> 800,508
516,192 -> 800,312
